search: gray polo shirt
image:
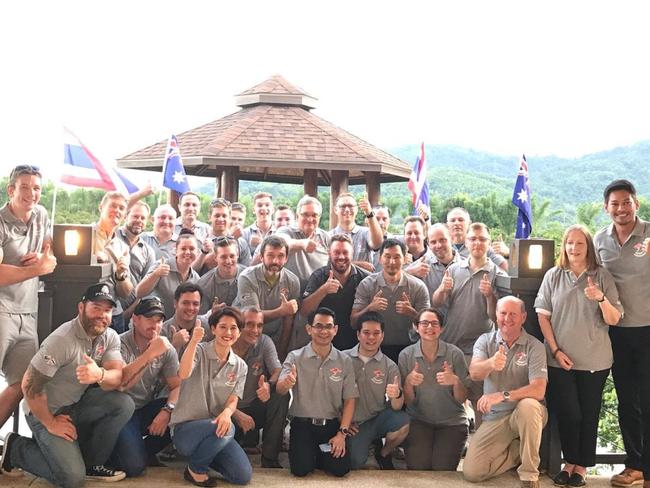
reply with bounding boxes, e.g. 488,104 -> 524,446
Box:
119,329 -> 179,409
329,225 -> 375,263
353,272 -> 430,346
409,250 -> 465,300
535,266 -> 622,371
473,329 -> 547,422
235,264 -> 300,345
116,228 -> 156,308
28,316 -> 123,414
242,223 -> 276,256
398,340 -> 469,427
170,342 -> 247,428
238,334 -> 281,409
594,218 -> 650,327
206,234 -> 252,268
0,203 -> 50,313
280,343 -> 359,419
344,345 -> 400,424
197,264 -> 244,314
174,219 -> 211,242
275,226 -> 331,290
455,243 -> 507,268
161,316 -> 212,359
145,258 -> 199,319
439,259 -> 507,354
141,232 -> 177,261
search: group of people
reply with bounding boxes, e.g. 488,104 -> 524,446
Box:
0,163 -> 649,488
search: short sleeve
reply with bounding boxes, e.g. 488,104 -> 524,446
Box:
341,356 -> 359,400
472,333 -> 489,360
101,330 -> 124,364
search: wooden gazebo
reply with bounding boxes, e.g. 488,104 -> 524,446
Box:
117,75 -> 411,227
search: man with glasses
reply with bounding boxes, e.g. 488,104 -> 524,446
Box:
352,238 -> 430,363
276,196 -> 331,292
0,165 -> 56,431
174,192 -> 210,242
277,307 -> 359,477
328,193 -> 382,273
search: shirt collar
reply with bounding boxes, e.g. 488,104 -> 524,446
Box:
204,341 -> 237,365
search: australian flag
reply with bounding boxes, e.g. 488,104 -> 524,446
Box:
162,134 -> 191,194
512,154 -> 533,238
407,142 -> 429,213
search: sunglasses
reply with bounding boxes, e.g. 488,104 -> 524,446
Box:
10,164 -> 41,180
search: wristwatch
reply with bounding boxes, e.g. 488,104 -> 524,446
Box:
365,211 -> 375,219
162,403 -> 176,413
502,391 -> 511,402
338,427 -> 351,437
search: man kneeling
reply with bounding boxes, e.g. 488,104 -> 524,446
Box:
463,296 -> 548,488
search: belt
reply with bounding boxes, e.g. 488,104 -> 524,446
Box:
292,417 -> 336,426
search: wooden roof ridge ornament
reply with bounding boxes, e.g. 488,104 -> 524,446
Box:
117,75 -> 411,227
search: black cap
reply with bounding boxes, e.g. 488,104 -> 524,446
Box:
82,283 -> 117,307
134,298 -> 166,319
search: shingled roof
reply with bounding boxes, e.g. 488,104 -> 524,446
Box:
117,75 -> 410,185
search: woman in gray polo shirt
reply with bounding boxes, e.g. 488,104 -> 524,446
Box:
535,224 -> 623,487
170,307 -> 251,486
398,308 -> 470,470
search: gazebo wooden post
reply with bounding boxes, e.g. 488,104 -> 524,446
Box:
329,170 -> 349,229
304,169 -> 318,197
364,171 -> 381,206
214,167 -> 224,198
223,166 -> 240,203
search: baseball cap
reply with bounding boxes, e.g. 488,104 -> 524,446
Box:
134,297 -> 166,319
81,283 -> 117,307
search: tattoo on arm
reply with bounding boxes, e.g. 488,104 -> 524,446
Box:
23,365 -> 52,399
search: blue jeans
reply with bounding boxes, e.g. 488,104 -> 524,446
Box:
10,388 -> 134,488
109,397 -> 171,477
173,419 -> 252,485
348,408 -> 410,469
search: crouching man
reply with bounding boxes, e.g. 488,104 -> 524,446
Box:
1,284 -> 134,487
463,296 -> 548,488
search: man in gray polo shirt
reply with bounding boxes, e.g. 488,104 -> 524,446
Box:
235,235 -> 300,360
173,191 -> 211,242
352,238 -> 430,363
141,204 -> 177,261
160,282 -> 210,358
1,283 -> 134,485
109,297 -> 180,477
463,296 -> 548,488
344,311 -> 409,470
241,192 -> 275,256
328,192 -> 382,272
277,307 -> 359,477
594,179 -> 650,488
197,237 -> 244,314
0,164 -> 56,431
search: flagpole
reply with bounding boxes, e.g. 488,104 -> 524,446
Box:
51,184 -> 59,225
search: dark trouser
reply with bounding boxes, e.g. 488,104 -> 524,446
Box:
405,418 -> 468,470
547,366 -> 609,467
610,325 -> 650,479
111,313 -> 126,334
10,388 -> 134,488
109,397 -> 172,477
289,418 -> 350,477
234,391 -> 290,462
381,345 -> 408,365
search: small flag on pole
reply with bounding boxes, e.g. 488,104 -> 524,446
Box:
512,154 -> 533,239
162,135 -> 190,194
407,142 -> 429,213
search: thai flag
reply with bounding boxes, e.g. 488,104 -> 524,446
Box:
162,134 -> 191,194
407,142 -> 429,211
62,127 -> 139,194
512,154 -> 533,238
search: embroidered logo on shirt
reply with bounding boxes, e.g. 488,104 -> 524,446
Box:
371,369 -> 385,385
251,361 -> 262,376
42,354 -> 56,366
633,242 -> 647,258
514,352 -> 528,366
225,371 -> 238,387
329,367 -> 343,382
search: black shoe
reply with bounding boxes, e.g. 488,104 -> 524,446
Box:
261,456 -> 282,468
567,473 -> 586,487
1,433 -> 17,474
183,466 -> 218,487
552,470 -> 571,486
85,465 -> 126,482
374,448 -> 395,470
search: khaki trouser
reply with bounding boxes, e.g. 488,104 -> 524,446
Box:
463,398 -> 548,482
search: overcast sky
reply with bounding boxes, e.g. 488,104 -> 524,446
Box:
2,0 -> 650,181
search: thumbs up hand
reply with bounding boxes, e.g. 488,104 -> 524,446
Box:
155,257 -> 170,277
170,325 -> 190,350
359,194 -> 372,215
256,374 -> 271,402
440,269 -> 453,292
584,276 -> 605,302
409,255 -> 430,278
406,362 -> 424,387
395,291 -> 414,316
323,269 -> 342,294
281,364 -> 298,390
190,325 -> 205,344
279,291 -> 298,316
479,272 -> 493,297
436,361 -> 458,386
385,375 -> 401,399
369,290 -> 388,312
35,240 -> 57,275
76,354 -> 103,384
492,345 -> 507,372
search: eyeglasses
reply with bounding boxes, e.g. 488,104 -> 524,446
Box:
10,164 -> 41,181
299,213 -> 320,219
417,320 -> 440,328
213,235 -> 236,245
210,198 -> 232,209
309,323 -> 335,330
